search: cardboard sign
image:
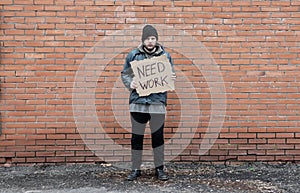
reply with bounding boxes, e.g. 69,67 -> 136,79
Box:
130,55 -> 175,97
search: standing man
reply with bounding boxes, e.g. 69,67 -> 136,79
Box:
121,25 -> 176,181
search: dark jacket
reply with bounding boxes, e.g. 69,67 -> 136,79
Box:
121,44 -> 174,106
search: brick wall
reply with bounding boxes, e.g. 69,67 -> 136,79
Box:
1,0 -> 300,165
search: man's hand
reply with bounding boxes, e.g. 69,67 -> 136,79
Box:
171,73 -> 176,81
130,79 -> 138,89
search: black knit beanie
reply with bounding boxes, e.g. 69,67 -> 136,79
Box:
141,25 -> 158,42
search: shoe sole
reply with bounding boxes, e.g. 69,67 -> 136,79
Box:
126,175 -> 141,181
157,177 -> 169,181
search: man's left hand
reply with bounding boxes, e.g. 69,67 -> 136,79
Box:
171,73 -> 176,80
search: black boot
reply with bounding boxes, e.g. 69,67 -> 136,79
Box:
126,169 -> 141,181
155,168 -> 169,181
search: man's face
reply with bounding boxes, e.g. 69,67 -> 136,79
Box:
143,36 -> 157,50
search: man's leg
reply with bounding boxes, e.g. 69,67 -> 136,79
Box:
127,112 -> 149,180
149,113 -> 169,181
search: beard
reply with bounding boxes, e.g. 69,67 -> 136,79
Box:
143,44 -> 156,53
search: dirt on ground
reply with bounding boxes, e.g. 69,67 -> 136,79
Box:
0,162 -> 299,193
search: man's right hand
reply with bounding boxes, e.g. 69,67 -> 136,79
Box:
130,80 -> 138,89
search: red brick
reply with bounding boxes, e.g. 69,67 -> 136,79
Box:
0,0 -> 13,4
238,156 -> 256,161
14,0 -> 33,4
44,5 -> 64,11
34,0 -> 53,4
257,156 -> 275,161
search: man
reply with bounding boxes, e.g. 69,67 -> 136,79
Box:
121,25 -> 176,181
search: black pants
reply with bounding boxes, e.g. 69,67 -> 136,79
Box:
130,112 -> 165,170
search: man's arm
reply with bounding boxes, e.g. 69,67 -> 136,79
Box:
121,52 -> 135,91
165,52 -> 176,80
